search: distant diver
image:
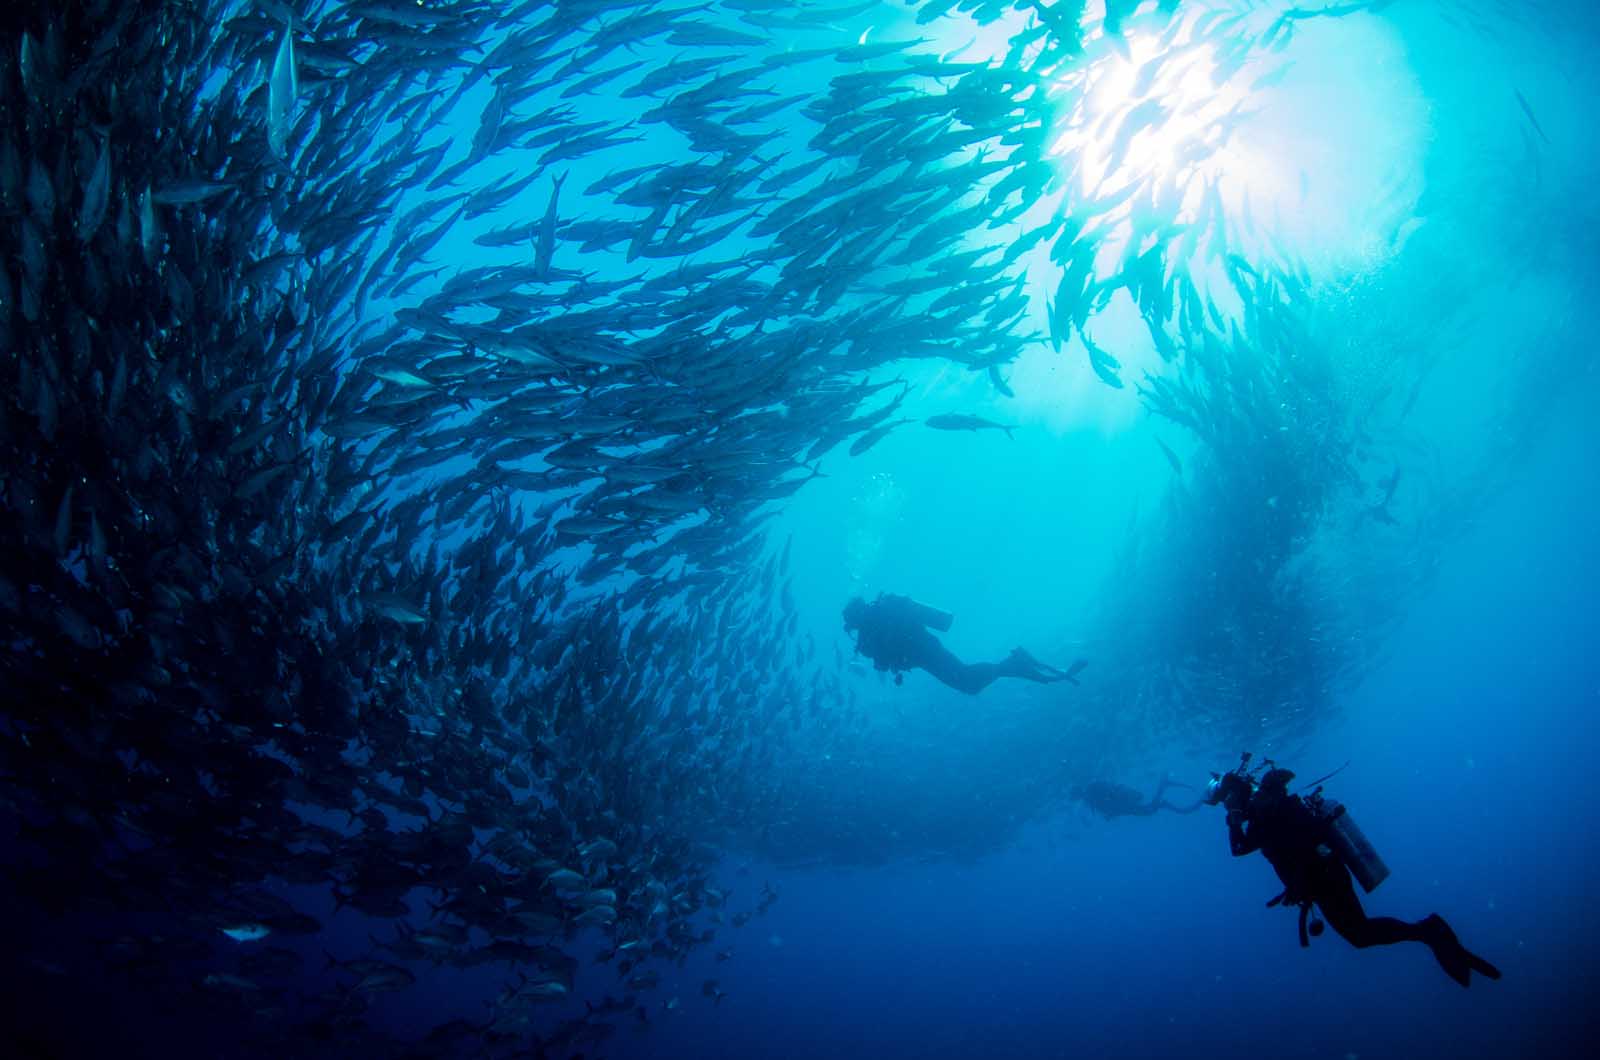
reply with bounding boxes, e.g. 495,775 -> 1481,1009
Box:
1072,777 -> 1202,819
1206,754 -> 1502,987
841,593 -> 1084,695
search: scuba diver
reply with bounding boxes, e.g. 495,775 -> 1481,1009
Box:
841,593 -> 1084,695
1072,777 -> 1203,819
1206,754 -> 1502,987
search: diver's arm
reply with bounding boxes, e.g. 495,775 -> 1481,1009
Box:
1227,810 -> 1258,856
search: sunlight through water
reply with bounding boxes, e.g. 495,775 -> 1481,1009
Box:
923,0 -> 1432,431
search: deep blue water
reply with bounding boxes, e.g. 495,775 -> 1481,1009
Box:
614,395 -> 1600,1060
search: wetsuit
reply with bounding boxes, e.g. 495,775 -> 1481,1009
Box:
1227,786 -> 1501,986
847,594 -> 1065,695
1080,778 -> 1202,819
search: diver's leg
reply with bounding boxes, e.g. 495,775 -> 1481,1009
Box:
1316,864 -> 1420,948
1158,797 -> 1206,815
918,643 -> 1001,695
1317,865 -> 1497,985
957,664 -> 1006,693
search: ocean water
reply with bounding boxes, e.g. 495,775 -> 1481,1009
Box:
2,1 -> 1597,1058
613,398 -> 1600,1060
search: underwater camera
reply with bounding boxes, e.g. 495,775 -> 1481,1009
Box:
1204,751 -> 1264,806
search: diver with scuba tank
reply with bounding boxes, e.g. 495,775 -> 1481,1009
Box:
1206,753 -> 1502,987
841,593 -> 1085,695
1072,776 -> 1204,819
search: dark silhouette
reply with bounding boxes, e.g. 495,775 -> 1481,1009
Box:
1072,777 -> 1203,819
841,594 -> 1082,695
1209,762 -> 1502,987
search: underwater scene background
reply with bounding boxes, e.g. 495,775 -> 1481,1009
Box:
0,0 -> 1594,1057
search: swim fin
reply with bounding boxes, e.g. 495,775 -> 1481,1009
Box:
1008,648 -> 1081,684
1007,648 -> 1054,680
1420,914 -> 1501,987
1469,951 -> 1503,982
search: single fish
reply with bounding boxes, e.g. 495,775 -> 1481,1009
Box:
987,364 -> 1015,398
536,172 -> 566,279
1514,89 -> 1549,144
848,418 -> 912,457
267,18 -> 298,159
1155,438 -> 1182,474
220,923 -> 272,943
77,135 -> 111,243
925,413 -> 1016,440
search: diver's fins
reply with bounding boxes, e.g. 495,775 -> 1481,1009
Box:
1012,650 -> 1087,684
1435,944 -> 1472,987
1420,915 -> 1468,986
1007,648 -> 1052,679
1421,914 -> 1499,987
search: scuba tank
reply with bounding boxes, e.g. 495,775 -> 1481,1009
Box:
897,596 -> 954,633
1320,799 -> 1390,893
